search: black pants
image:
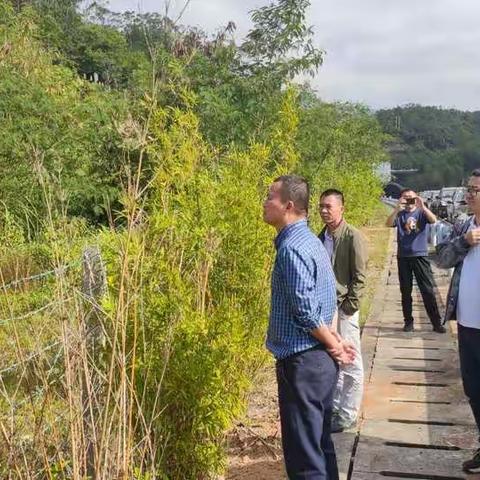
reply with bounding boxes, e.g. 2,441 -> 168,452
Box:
276,345 -> 339,480
458,324 -> 480,441
397,256 -> 442,327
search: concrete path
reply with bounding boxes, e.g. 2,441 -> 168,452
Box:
335,242 -> 479,480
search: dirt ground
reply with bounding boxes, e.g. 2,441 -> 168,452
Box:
225,363 -> 286,479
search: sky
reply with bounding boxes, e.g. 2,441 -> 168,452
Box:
107,0 -> 480,111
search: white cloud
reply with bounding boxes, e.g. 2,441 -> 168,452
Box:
107,0 -> 480,110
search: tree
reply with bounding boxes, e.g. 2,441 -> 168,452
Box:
241,0 -> 323,81
376,105 -> 480,189
0,6 -> 128,227
297,89 -> 386,225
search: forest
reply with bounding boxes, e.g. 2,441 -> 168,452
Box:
0,0 -> 388,478
377,105 -> 480,190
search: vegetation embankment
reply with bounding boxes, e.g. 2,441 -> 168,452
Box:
1,1 -> 387,478
359,203 -> 393,325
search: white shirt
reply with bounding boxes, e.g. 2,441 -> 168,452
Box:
457,217 -> 480,329
323,230 -> 334,260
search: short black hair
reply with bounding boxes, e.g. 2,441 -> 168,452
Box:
399,188 -> 415,196
320,189 -> 344,205
471,169 -> 480,177
274,175 -> 310,214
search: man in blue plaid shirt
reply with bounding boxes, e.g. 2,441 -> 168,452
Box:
263,175 -> 355,480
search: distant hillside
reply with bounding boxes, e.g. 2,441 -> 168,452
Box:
376,105 -> 480,190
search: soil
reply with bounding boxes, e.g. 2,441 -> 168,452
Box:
225,364 -> 286,479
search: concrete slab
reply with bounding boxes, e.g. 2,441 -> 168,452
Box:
363,397 -> 473,423
374,355 -> 451,365
332,431 -> 356,480
368,368 -> 453,385
360,419 -> 478,448
353,474 -> 466,480
372,354 -> 457,367
352,437 -> 469,479
392,338 -> 452,347
365,382 -> 465,403
374,347 -> 453,359
350,242 -> 476,480
376,329 -> 449,341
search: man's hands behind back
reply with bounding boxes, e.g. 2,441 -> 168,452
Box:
328,331 -> 356,365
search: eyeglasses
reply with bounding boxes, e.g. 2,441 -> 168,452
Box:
466,187 -> 480,196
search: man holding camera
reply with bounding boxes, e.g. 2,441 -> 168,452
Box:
386,188 -> 446,333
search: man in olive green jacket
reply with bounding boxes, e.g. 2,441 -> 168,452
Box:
319,189 -> 368,432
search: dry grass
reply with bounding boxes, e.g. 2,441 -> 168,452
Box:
0,245 -> 162,479
359,202 -> 393,326
0,165 -> 162,479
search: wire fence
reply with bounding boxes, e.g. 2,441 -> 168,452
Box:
2,342 -> 67,412
0,296 -> 73,327
0,247 -> 106,410
0,261 -> 79,292
0,340 -> 63,377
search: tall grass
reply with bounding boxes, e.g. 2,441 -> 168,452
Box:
0,167 -> 164,478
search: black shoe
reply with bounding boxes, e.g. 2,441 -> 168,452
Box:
403,322 -> 414,332
463,448 -> 480,473
432,325 -> 446,334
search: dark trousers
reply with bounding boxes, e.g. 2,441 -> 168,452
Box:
397,256 -> 442,326
276,345 -> 339,480
458,324 -> 480,441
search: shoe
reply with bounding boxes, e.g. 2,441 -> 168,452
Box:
331,417 -> 356,433
403,322 -> 414,332
463,448 -> 480,473
432,325 -> 446,334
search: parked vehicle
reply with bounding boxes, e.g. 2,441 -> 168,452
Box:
448,187 -> 469,223
429,190 -> 440,209
421,190 -> 435,208
419,190 -> 430,201
423,189 -> 439,210
431,187 -> 457,219
429,190 -> 441,215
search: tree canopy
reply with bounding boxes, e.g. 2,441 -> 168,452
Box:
377,105 -> 480,190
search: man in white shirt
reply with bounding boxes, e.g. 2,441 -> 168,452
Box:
436,168 -> 480,474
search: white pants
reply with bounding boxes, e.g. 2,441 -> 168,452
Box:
333,309 -> 364,424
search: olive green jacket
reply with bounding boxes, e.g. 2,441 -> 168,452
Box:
319,221 -> 368,315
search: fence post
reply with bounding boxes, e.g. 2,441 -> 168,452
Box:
81,245 -> 107,477
82,246 -> 106,306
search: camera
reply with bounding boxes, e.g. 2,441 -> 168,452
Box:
406,198 -> 416,205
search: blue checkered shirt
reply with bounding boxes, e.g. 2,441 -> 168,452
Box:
266,219 -> 337,360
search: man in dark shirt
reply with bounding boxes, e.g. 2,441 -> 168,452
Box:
386,188 -> 446,333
